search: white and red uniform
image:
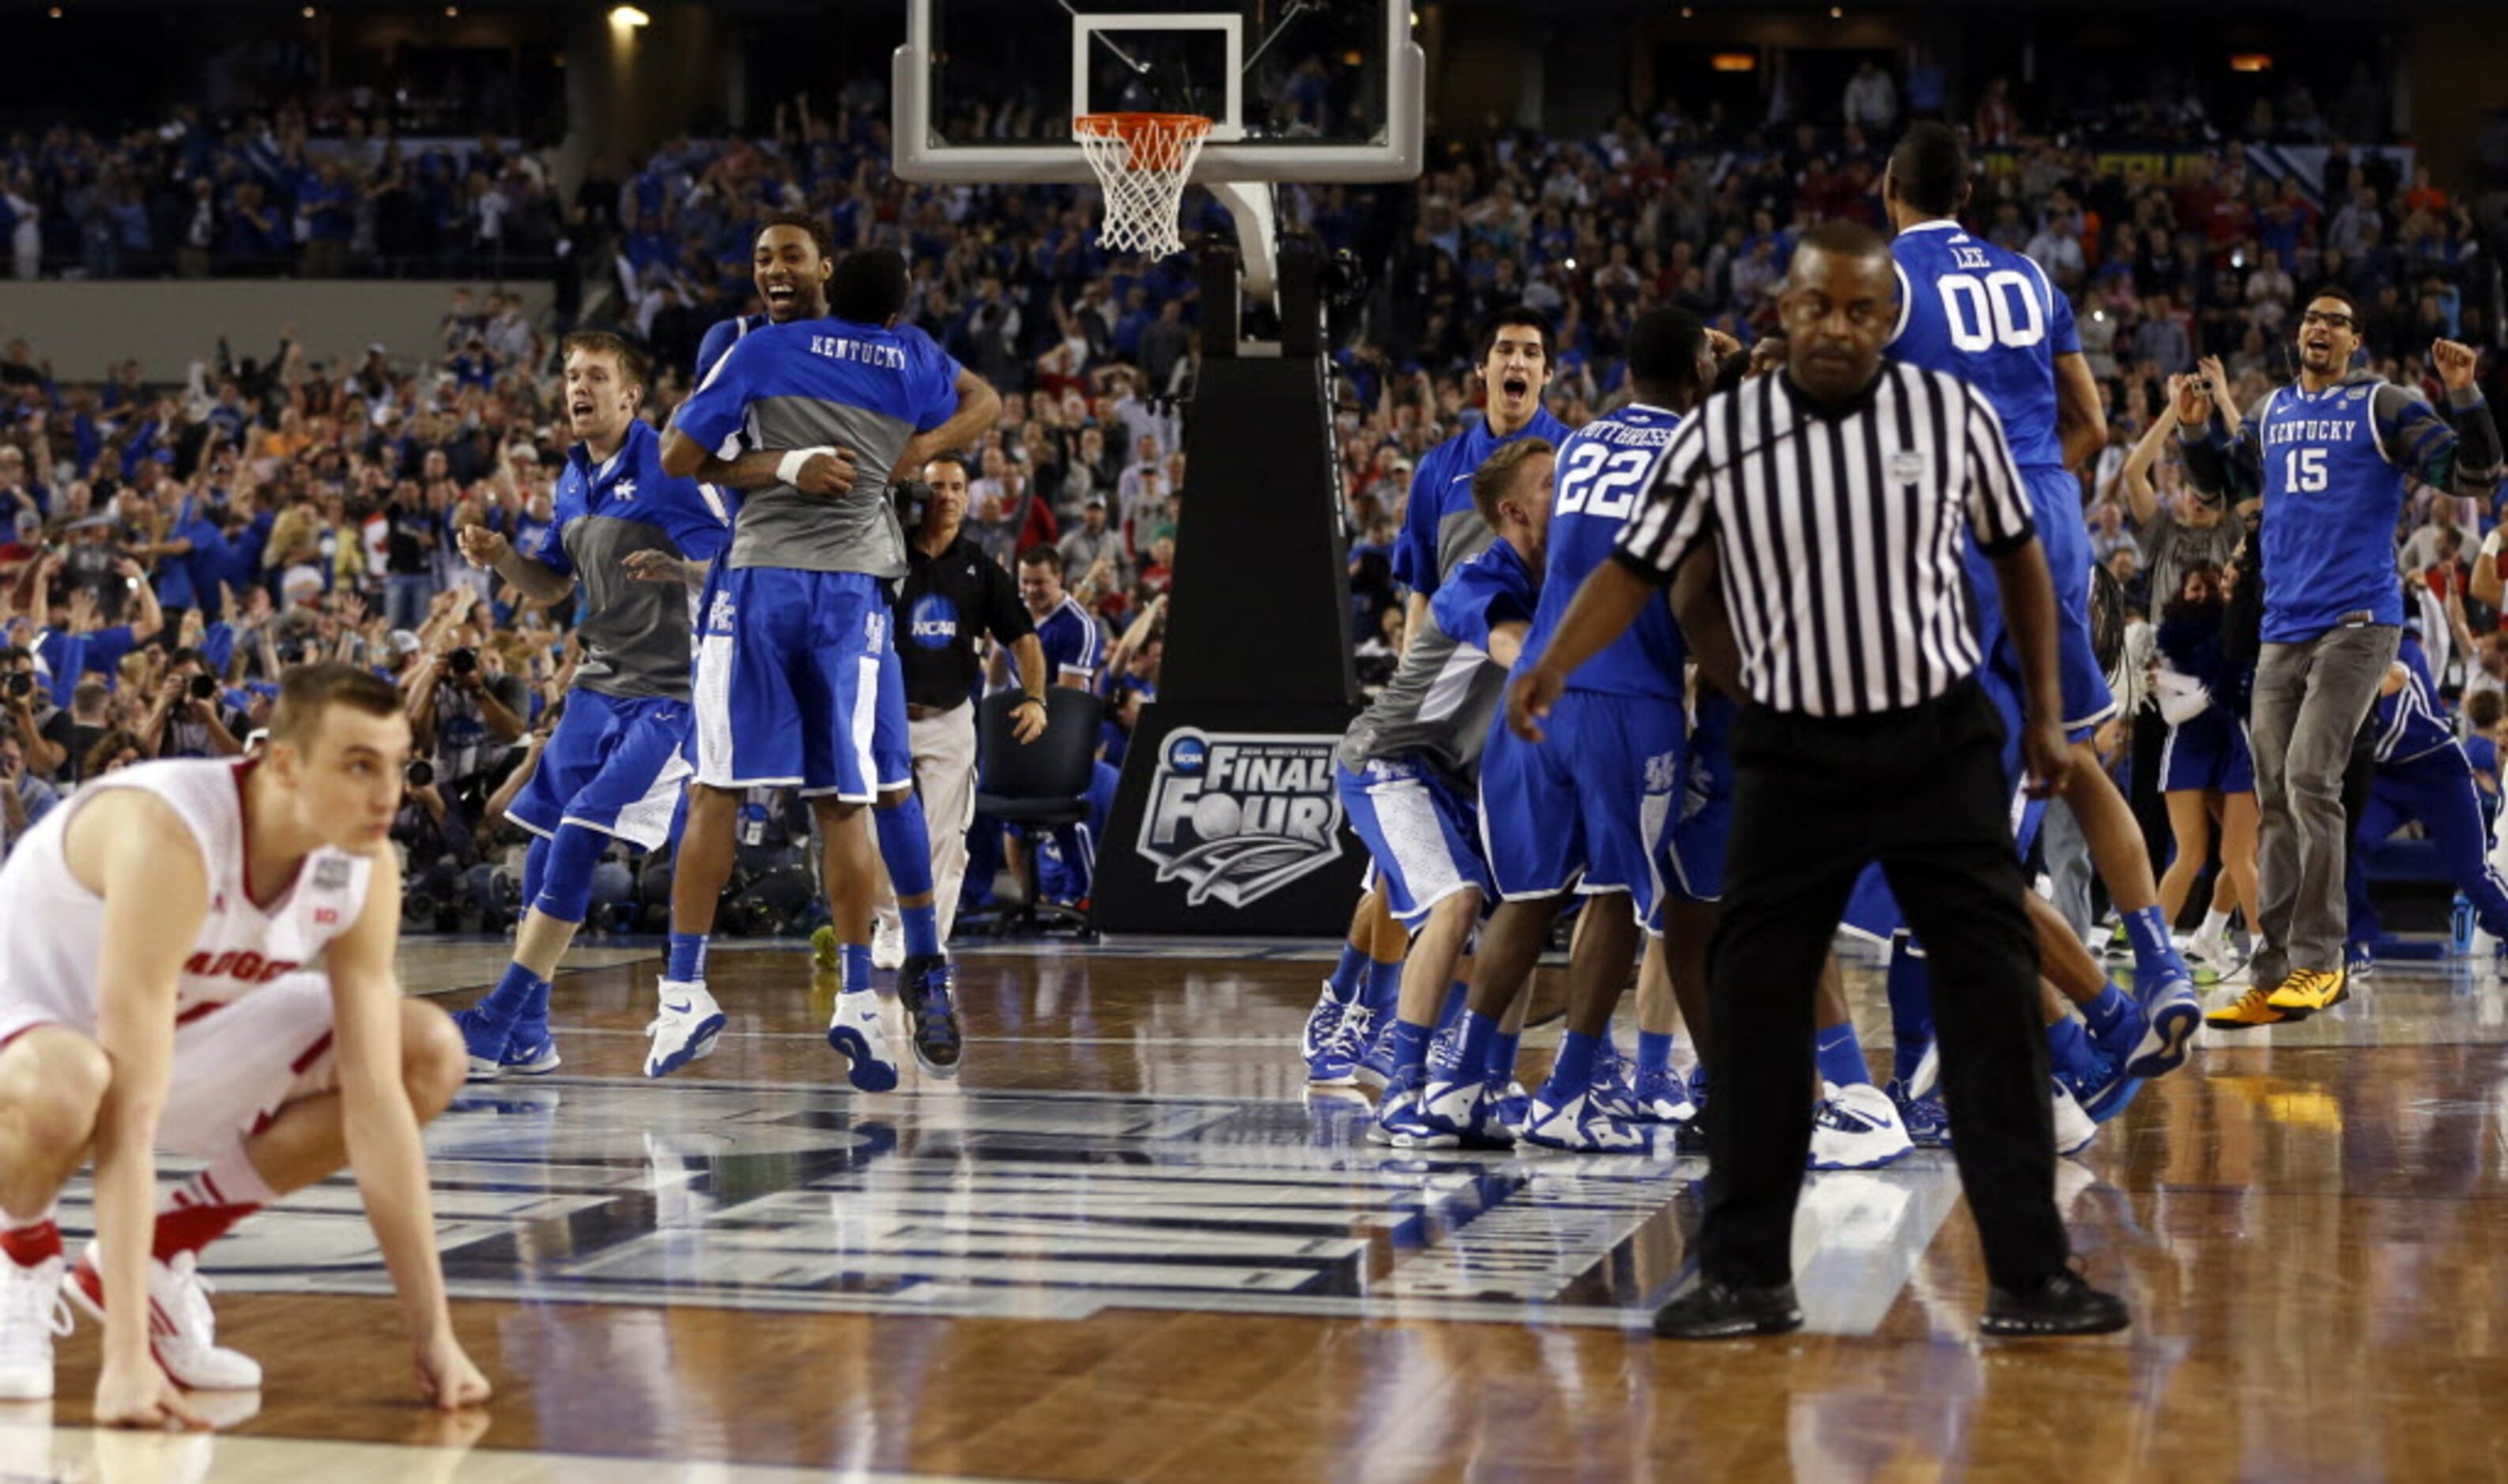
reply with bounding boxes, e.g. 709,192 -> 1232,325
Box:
0,759 -> 372,1157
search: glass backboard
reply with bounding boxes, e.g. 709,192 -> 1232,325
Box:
894,0 -> 1424,184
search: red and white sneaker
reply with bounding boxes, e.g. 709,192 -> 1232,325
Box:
0,1255 -> 70,1399
65,1244 -> 262,1390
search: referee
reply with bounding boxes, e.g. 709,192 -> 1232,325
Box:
1529,222 -> 2126,1340
884,453 -> 1050,944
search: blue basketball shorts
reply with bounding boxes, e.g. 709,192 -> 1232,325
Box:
1967,465 -> 2118,735
1661,689 -> 1737,915
1337,755 -> 1492,924
692,567 -> 911,801
507,689 -> 693,853
1477,689 -> 1684,925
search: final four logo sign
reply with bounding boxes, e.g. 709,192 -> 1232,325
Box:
1138,729 -> 1345,907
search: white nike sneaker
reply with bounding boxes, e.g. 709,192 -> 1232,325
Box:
0,1256 -> 69,1399
644,979 -> 726,1079
871,913 -> 907,973
66,1245 -> 260,1389
2050,1076 -> 2099,1156
1808,1081 -> 1916,1170
826,989 -> 900,1093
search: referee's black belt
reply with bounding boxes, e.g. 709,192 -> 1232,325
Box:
907,702 -> 952,721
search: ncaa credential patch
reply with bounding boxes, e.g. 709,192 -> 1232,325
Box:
312,857 -> 353,891
1137,729 -> 1346,907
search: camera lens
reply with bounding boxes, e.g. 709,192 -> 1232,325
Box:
3,674 -> 30,699
188,674 -> 218,701
405,759 -> 435,788
447,648 -> 478,676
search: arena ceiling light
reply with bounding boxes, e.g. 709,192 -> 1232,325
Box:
609,5 -> 651,28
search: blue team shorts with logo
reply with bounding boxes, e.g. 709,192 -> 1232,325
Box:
1661,690 -> 1737,915
1337,755 -> 1492,924
508,689 -> 695,853
1967,465 -> 2118,736
2161,708 -> 2256,795
1477,689 -> 1684,927
692,567 -> 911,800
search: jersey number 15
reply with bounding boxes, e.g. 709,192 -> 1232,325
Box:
1937,271 -> 2046,352
1555,445 -> 1660,520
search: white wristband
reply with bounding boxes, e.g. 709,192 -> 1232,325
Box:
776,447 -> 832,486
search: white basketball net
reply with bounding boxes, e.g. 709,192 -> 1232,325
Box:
1075,113 -> 1211,258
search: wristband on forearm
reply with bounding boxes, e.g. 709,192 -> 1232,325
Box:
776,446 -> 833,486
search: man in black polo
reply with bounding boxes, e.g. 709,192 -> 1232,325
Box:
878,453 -> 1049,949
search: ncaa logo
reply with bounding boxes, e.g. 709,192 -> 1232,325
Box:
1138,729 -> 1344,907
908,594 -> 960,649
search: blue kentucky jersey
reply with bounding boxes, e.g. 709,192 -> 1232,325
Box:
1889,219 -> 2079,472
1394,406 -> 1574,599
671,317 -> 961,578
1428,537 -> 1540,657
1524,403 -> 1685,697
2373,629 -> 2457,765
2252,376 -> 2411,640
692,311 -> 770,385
541,419 -> 731,577
1035,596 -> 1104,681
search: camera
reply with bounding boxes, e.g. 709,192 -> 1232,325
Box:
405,759 -> 436,788
447,647 -> 478,676
2189,378 -> 2211,394
187,674 -> 218,701
2,673 -> 30,700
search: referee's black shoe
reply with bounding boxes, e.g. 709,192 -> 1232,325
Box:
900,955 -> 963,1078
1980,1271 -> 2129,1337
1651,1278 -> 1804,1340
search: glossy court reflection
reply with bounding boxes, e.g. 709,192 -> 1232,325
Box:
22,942 -> 2508,1479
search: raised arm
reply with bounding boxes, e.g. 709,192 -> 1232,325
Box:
323,846 -> 492,1411
454,523 -> 573,607
2114,383 -> 2185,525
895,367 -> 1004,483
2376,341 -> 2502,500
2173,375 -> 2257,509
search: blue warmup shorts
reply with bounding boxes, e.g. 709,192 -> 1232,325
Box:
2160,710 -> 2255,795
693,567 -> 911,800
1661,689 -> 1737,914
1337,755 -> 1492,924
1476,689 -> 1684,923
1968,465 -> 2118,735
507,689 -> 694,853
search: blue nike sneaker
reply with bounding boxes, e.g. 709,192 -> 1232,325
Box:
901,955 -> 962,1078
1885,1076 -> 1951,1147
1519,1089 -> 1650,1153
2346,940 -> 2376,981
1368,1068 -> 1456,1147
1410,1074 -> 1517,1149
2126,966 -> 2203,1079
1628,1065 -> 1697,1125
2060,1046 -> 2142,1124
1486,1075 -> 1533,1138
1344,1006 -> 1392,1088
451,1004 -> 515,1081
498,1023 -> 561,1077
1301,981 -> 1357,1084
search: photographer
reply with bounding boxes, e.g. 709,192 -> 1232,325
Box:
138,646 -> 245,759
1,646 -> 63,783
404,623 -> 528,838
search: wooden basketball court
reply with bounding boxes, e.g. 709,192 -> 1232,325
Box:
10,938 -> 2506,1480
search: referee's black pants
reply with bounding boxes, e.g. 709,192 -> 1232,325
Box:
1700,677 -> 2069,1291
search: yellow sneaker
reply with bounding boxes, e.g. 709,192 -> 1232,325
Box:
2205,985 -> 2287,1030
810,923 -> 839,975
2265,967 -> 2348,1015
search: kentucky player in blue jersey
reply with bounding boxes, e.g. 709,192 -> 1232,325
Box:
1410,311 -> 1723,1154
662,247 -> 1002,1088
1394,308 -> 1571,636
445,332 -> 728,1079
2340,609 -> 2508,977
1876,122 -> 2201,1120
2182,294 -> 2498,1023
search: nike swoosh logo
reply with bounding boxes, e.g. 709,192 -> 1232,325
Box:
662,998 -> 692,1014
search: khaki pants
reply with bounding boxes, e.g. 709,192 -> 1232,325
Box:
874,701 -> 982,944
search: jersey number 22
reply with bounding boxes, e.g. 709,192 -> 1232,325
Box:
1555,445 -> 1659,521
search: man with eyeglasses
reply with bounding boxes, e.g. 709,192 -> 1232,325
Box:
2179,287 -> 2501,1025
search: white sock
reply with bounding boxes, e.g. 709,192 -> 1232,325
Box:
168,1141 -> 281,1212
2200,909 -> 2231,940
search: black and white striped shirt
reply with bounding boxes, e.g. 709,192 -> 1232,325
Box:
1613,363 -> 2038,718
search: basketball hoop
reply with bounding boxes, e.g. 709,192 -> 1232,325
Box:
1074,112 -> 1212,258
